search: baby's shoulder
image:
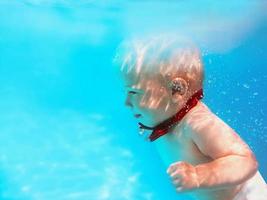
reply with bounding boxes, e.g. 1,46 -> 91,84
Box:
185,102 -> 214,121
184,102 -> 225,131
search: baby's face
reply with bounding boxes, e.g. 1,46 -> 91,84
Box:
123,73 -> 178,127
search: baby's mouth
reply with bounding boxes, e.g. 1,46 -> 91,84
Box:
134,114 -> 142,118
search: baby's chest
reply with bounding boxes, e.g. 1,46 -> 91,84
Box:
154,130 -> 208,166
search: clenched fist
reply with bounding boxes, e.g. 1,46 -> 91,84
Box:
167,161 -> 200,193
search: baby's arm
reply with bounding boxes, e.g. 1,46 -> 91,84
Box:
168,112 -> 258,192
191,114 -> 258,189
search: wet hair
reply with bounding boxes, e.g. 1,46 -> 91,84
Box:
113,35 -> 204,93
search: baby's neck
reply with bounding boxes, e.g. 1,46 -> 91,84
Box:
170,101 -> 205,133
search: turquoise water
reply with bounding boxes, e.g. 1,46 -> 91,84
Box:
0,1 -> 266,199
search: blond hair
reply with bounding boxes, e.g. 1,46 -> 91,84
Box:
114,35 -> 204,93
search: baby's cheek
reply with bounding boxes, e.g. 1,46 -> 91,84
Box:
142,96 -> 159,109
139,91 -> 152,107
152,90 -> 170,109
141,89 -> 167,110
139,97 -> 151,109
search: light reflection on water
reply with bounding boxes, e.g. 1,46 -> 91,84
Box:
0,1 -> 266,199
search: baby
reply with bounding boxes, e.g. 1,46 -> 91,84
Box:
114,36 -> 267,200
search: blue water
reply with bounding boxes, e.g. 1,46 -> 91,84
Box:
0,1 -> 266,199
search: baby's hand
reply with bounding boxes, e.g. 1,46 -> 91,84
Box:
167,161 -> 200,193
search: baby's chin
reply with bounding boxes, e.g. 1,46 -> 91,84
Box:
137,118 -> 153,127
138,117 -> 162,128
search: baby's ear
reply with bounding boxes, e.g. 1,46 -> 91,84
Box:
171,77 -> 188,96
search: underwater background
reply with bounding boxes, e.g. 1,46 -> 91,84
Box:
0,1 -> 266,199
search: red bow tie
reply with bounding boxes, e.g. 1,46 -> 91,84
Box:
138,89 -> 204,142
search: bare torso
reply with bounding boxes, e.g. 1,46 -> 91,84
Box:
153,102 -> 245,200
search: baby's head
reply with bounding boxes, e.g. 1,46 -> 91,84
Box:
114,35 -> 204,127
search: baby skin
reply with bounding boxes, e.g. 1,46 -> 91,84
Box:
124,74 -> 266,200
119,36 -> 267,199
158,101 -> 257,200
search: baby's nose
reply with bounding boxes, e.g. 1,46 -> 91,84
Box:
125,96 -> 133,108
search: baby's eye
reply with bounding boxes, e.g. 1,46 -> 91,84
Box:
128,91 -> 137,95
